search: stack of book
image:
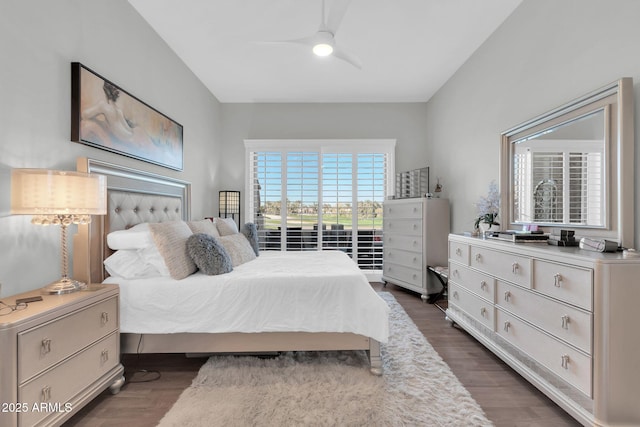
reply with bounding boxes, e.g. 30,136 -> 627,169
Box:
548,230 -> 579,247
490,231 -> 549,243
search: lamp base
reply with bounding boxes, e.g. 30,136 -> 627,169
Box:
42,277 -> 87,295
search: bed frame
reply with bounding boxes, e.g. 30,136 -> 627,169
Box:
73,158 -> 382,375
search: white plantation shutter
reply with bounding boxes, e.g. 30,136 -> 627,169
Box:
245,139 -> 394,271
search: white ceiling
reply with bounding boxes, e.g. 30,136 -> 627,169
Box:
128,0 -> 522,103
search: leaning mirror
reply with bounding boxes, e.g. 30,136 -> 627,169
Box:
500,78 -> 634,247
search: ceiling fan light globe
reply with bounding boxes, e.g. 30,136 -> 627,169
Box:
313,43 -> 333,57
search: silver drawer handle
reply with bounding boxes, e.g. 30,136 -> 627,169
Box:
504,290 -> 511,302
412,224 -> 417,230
503,321 -> 511,332
452,291 -> 459,299
512,262 -> 519,274
41,338 -> 52,355
480,280 -> 487,290
452,269 -> 459,277
475,253 -> 482,262
41,385 -> 51,402
455,248 -> 462,256
412,274 -> 417,280
480,307 -> 487,317
561,354 -> 570,369
101,349 -> 109,364
101,312 -> 109,325
554,273 -> 563,287
561,315 -> 570,330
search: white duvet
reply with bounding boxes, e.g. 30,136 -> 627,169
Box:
104,251 -> 389,343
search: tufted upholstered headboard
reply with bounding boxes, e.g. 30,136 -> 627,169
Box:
73,158 -> 191,284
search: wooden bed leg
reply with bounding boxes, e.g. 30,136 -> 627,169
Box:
368,339 -> 383,376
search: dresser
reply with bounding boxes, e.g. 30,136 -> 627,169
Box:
382,198 -> 449,299
447,234 -> 640,426
0,284 -> 125,427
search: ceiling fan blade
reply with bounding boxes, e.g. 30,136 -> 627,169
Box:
324,0 -> 353,33
258,34 -> 316,47
332,44 -> 362,69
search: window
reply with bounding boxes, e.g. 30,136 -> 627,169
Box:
245,139 -> 395,271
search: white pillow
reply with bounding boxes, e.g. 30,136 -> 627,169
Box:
148,221 -> 197,280
104,249 -> 164,279
106,223 -> 154,250
215,217 -> 239,236
219,233 -> 257,267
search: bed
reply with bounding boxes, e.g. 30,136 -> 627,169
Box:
73,158 -> 389,375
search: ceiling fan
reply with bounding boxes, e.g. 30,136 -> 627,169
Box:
267,0 -> 362,69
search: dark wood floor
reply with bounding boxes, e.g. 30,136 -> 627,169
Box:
65,283 -> 580,426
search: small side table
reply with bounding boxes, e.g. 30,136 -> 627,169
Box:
427,265 -> 448,313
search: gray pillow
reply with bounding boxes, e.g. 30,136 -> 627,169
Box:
186,233 -> 233,275
241,222 -> 260,256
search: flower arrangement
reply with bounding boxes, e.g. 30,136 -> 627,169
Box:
474,180 -> 500,230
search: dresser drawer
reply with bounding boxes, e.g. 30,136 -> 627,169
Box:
18,331 -> 119,427
383,218 -> 422,236
384,233 -> 422,251
449,241 -> 469,265
496,308 -> 591,397
533,260 -> 593,310
449,262 -> 495,302
18,296 -> 118,383
497,280 -> 592,354
384,202 -> 422,219
470,246 -> 531,288
449,283 -> 494,330
384,248 -> 421,269
383,263 -> 422,288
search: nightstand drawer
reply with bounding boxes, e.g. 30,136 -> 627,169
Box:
18,296 -> 118,383
18,331 -> 118,427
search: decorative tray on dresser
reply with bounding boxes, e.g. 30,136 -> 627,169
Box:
447,234 -> 640,427
0,284 -> 124,427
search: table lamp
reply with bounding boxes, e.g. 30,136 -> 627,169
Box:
11,169 -> 106,294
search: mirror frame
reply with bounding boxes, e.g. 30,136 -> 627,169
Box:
499,78 -> 634,247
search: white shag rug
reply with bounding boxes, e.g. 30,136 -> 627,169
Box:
158,292 -> 493,427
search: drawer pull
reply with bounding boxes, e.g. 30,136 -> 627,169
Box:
101,349 -> 110,364
480,280 -> 487,290
480,307 -> 487,317
41,338 -> 52,355
512,262 -> 520,274
554,273 -> 563,287
41,385 -> 51,402
503,321 -> 511,332
412,274 -> 417,280
561,354 -> 570,369
475,253 -> 482,262
413,224 -> 417,230
452,291 -> 459,300
455,248 -> 462,256
452,269 -> 459,277
504,290 -> 511,302
561,315 -> 570,329
101,312 -> 109,325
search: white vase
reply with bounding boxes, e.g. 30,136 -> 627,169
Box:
478,222 -> 499,236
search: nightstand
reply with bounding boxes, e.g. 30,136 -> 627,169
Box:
0,284 -> 124,427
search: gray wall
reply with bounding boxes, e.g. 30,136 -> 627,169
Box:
0,0 -> 222,297
219,102 -> 430,223
425,0 -> 640,246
